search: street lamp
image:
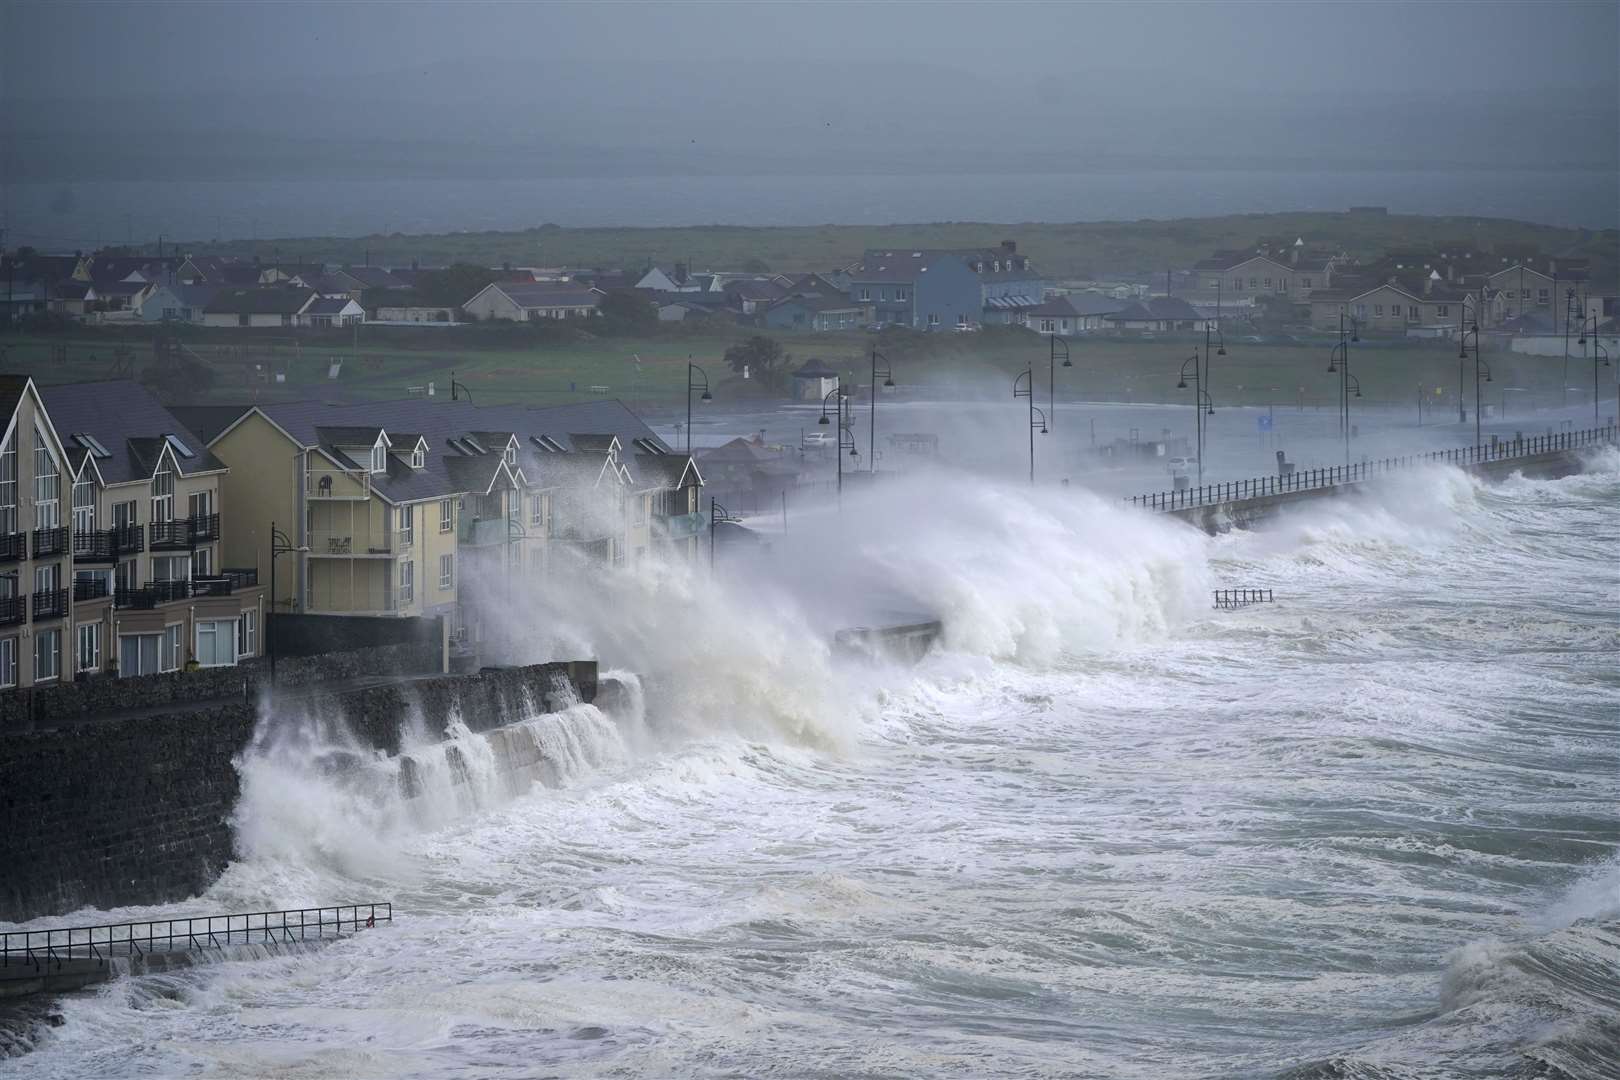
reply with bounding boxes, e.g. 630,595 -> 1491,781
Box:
1048,334 -> 1071,430
1013,366 -> 1047,485
267,521 -> 306,683
819,381 -> 856,498
1327,312 -> 1359,466
1176,351 -> 1214,485
709,497 -> 741,570
1202,312 -> 1226,400
869,348 -> 895,473
686,362 -> 712,456
1579,313 -> 1611,425
1458,318 -> 1491,446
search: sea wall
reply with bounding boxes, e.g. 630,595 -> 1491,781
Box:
0,660 -> 596,921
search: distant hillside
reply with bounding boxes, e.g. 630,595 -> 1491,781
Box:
174,212 -> 1616,286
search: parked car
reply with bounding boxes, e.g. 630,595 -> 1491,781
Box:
802,431 -> 832,448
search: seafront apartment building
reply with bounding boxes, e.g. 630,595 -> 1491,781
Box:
200,398 -> 703,648
0,377 -> 264,688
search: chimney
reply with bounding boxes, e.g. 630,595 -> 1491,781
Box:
674,260 -> 688,285
1425,270 -> 1437,296
1001,240 -> 1016,254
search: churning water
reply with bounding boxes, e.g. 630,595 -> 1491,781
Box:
4,454 -> 1617,1079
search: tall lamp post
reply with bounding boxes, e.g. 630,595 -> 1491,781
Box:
1201,311 -> 1226,399
1176,351 -> 1214,484
1458,319 -> 1491,446
1578,314 -> 1611,425
868,348 -> 895,473
818,381 -> 856,498
709,497 -> 740,571
1327,312 -> 1359,466
1012,367 -> 1047,485
267,522 -> 305,683
686,362 -> 712,456
1048,335 -> 1071,429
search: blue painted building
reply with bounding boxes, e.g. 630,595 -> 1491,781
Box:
844,241 -> 1046,330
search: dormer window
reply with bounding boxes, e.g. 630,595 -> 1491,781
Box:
504,444 -> 517,467
370,440 -> 387,474
410,447 -> 425,469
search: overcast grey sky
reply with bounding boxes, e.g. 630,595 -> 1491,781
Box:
2,0 -> 1616,186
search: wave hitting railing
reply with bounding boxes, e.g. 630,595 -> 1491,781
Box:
1126,425 -> 1617,512
0,903 -> 392,974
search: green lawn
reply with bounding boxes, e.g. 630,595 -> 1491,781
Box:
2,324 -> 1589,418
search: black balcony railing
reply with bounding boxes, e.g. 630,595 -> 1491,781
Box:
149,579 -> 190,604
30,526 -> 67,558
0,595 -> 22,626
73,576 -> 110,602
0,532 -> 25,563
110,523 -> 145,555
148,520 -> 191,550
222,567 -> 259,588
114,586 -> 155,610
72,529 -> 117,563
191,576 -> 234,597
31,588 -> 68,620
187,512 -> 221,542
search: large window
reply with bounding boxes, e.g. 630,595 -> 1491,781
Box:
73,473 -> 96,535
0,637 -> 14,688
119,630 -> 175,677
34,426 -> 60,528
439,499 -> 454,532
35,562 -> 60,596
152,462 -> 174,522
77,623 -> 100,673
370,440 -> 387,474
440,553 -> 454,590
188,489 -> 213,520
116,559 -> 137,593
195,620 -> 237,667
34,629 -> 60,682
530,494 -> 544,528
400,504 -> 414,546
113,499 -> 137,528
0,435 -> 15,535
238,609 -> 257,657
164,624 -> 182,672
191,547 -> 212,578
399,560 -> 414,605
152,555 -> 189,582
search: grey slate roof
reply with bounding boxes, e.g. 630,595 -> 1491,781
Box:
489,282 -> 603,309
304,296 -> 358,315
39,380 -> 227,485
204,287 -> 314,315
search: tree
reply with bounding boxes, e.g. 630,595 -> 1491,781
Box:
723,335 -> 789,390
597,289 -> 658,334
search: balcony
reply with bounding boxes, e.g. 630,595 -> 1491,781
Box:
190,575 -> 236,597
307,467 -> 372,500
222,567 -> 259,589
73,576 -> 110,603
188,512 -> 220,542
309,533 -> 393,558
149,519 -> 192,551
114,586 -> 155,610
0,532 -> 23,563
111,523 -> 145,555
0,595 -> 22,627
31,526 -> 68,558
457,517 -> 510,547
31,588 -> 68,620
113,580 -> 191,610
658,511 -> 705,540
72,528 -> 117,563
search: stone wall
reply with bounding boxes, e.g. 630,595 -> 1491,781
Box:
0,666 -> 257,735
0,703 -> 257,919
267,641 -> 443,690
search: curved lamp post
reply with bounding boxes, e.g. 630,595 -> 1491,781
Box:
1202,313 -> 1226,400
709,497 -> 741,570
1176,351 -> 1214,485
1578,314 -> 1612,425
869,348 -> 895,473
686,362 -> 712,456
1013,367 -> 1047,485
1327,312 -> 1359,467
1048,335 -> 1071,430
267,521 -> 307,683
818,381 -> 856,499
1457,319 -> 1490,446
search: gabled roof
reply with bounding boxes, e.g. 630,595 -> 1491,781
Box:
37,380 -> 226,485
630,453 -> 703,490
204,287 -> 315,315
303,296 -> 363,316
340,266 -> 410,290
475,282 -> 604,310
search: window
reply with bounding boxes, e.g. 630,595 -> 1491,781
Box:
399,560 -> 414,604
195,620 -> 237,667
1437,305 -> 1450,317
77,623 -> 100,673
400,504 -> 415,546
188,489 -> 212,520
120,633 -> 159,676
1263,278 -> 1272,289
1520,289 -> 1531,300
439,498 -> 454,532
1041,319 -> 1055,332
162,624 -> 182,672
34,426 -> 60,528
530,494 -> 544,528
34,629 -> 60,682
440,553 -> 454,590
238,313 -> 250,327
1374,305 -> 1384,316
0,435 -> 14,535
1537,288 -> 1549,304
635,494 -> 647,527
1303,277 -> 1312,289
73,472 -> 96,535
956,313 -> 968,326
1354,304 -> 1367,319
859,288 -> 870,301
237,609 -> 257,657
113,499 -> 137,528
163,307 -> 178,320
504,443 -> 517,467
1232,278 -> 1241,291
152,555 -> 189,582
280,313 -> 293,327
1248,278 -> 1258,289
370,441 -> 387,474
191,547 -> 211,578
896,288 -> 907,301
1408,306 -> 1419,321
116,559 -> 137,593
410,446 -> 425,469
879,290 -> 888,302
35,562 -> 60,596
0,638 -> 14,688
928,313 -> 939,326
152,462 -> 174,522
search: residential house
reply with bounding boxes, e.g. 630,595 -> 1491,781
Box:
635,265 -> 723,293
696,436 -> 800,514
1306,274 -> 1503,332
1105,296 -> 1203,333
134,283 -> 222,324
300,296 -> 365,328
205,399 -> 699,648
846,241 -> 1045,330
461,282 -> 604,322
1190,241 -> 1338,303
375,305 -> 459,324
763,293 -> 870,332
1025,293 -> 1123,335
258,263 -> 326,285
0,377 -> 262,689
177,256 -> 266,287
201,287 -> 317,328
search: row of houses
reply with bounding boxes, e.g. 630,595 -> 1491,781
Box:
0,377 -> 704,690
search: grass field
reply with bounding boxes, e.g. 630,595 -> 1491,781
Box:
2,322 -> 1601,423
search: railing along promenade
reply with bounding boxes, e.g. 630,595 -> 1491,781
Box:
1126,425 -> 1617,513
1,903 -> 391,976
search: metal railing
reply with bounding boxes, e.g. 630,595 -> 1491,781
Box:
0,595 -> 22,626
1,903 -> 392,974
30,526 -> 68,558
187,512 -> 221,542
1127,424 -> 1618,513
0,532 -> 22,562
31,588 -> 68,620
110,523 -> 145,555
73,576 -> 110,602
1213,588 -> 1273,609
148,519 -> 192,550
72,528 -> 116,563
